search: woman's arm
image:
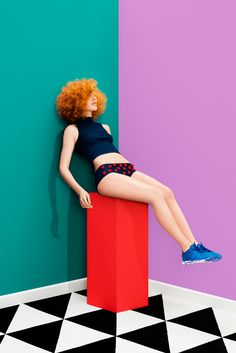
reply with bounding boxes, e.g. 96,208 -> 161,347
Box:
59,125 -> 84,196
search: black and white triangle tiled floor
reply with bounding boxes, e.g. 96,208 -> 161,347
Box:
1,286 -> 236,352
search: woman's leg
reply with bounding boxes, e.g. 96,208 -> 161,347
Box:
97,173 -> 192,252
130,171 -> 198,244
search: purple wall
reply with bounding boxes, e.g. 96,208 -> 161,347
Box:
119,0 -> 236,300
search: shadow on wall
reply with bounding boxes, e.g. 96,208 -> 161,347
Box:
48,128 -> 95,279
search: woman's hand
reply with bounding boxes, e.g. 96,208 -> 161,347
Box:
78,189 -> 93,208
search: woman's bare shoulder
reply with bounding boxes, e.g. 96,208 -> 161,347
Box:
63,124 -> 79,143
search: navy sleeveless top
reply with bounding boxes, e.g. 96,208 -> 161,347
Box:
74,117 -> 120,165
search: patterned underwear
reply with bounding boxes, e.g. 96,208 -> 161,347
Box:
94,162 -> 137,190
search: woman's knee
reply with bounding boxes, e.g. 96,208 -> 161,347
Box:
149,188 -> 166,204
161,185 -> 175,200
149,186 -> 175,204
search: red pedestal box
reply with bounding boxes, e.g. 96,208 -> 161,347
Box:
86,192 -> 148,313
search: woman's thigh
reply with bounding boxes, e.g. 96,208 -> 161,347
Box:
131,170 -> 171,192
97,172 -> 160,204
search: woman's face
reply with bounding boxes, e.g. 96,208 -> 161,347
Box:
87,94 -> 98,112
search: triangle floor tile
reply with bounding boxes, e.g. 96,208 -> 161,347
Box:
58,337 -> 116,352
67,309 -> 116,336
224,332 -> 236,341
223,337 -> 236,353
132,295 -> 166,320
179,338 -> 227,353
7,303 -> 62,333
8,319 -> 63,352
162,295 -> 209,321
55,319 -> 114,352
117,310 -> 164,335
0,305 -> 19,333
116,336 -> 164,353
212,307 -> 236,337
25,293 -> 71,319
168,307 -> 221,336
65,293 -> 102,319
166,321 -> 221,353
118,321 -> 170,353
0,334 -> 51,352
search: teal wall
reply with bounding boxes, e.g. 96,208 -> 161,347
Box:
0,0 -> 118,295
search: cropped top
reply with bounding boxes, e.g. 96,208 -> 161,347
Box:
74,117 -> 121,165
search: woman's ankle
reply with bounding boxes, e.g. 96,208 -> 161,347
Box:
181,242 -> 193,253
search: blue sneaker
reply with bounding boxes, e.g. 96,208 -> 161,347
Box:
182,243 -> 215,265
196,242 -> 222,263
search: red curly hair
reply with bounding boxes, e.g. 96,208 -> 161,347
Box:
56,78 -> 107,123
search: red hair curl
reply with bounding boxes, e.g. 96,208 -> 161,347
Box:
56,78 -> 107,123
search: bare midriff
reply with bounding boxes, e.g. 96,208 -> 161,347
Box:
93,152 -> 131,172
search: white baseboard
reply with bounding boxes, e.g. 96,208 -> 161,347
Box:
149,279 -> 236,314
1,278 -> 235,314
0,278 -> 87,309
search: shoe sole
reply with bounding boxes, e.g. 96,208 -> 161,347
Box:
182,257 -> 222,265
207,257 -> 222,263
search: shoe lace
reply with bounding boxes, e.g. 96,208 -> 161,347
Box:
198,243 -> 211,252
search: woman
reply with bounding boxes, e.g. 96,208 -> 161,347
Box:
57,78 -> 222,265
